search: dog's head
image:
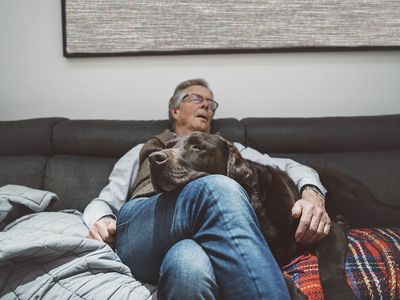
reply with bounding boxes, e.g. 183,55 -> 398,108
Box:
149,131 -> 253,192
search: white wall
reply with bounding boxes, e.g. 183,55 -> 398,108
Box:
1,0 -> 399,121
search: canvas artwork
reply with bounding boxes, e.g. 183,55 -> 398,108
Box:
62,0 -> 400,57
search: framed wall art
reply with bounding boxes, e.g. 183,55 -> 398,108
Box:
62,0 -> 400,57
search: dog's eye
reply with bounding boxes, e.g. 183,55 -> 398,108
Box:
191,143 -> 206,151
166,139 -> 178,148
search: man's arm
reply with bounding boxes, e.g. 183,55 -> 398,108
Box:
234,142 -> 330,245
83,143 -> 143,246
233,143 -> 326,193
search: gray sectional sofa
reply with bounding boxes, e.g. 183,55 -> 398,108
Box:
1,115 -> 399,299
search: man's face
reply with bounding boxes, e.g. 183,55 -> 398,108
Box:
171,85 -> 215,136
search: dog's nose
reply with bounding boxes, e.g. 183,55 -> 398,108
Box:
149,151 -> 168,165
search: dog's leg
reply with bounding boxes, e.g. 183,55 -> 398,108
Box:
284,277 -> 307,300
315,221 -> 357,300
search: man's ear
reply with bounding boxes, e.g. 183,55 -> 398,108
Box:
170,107 -> 179,121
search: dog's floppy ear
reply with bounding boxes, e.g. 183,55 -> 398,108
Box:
225,140 -> 253,191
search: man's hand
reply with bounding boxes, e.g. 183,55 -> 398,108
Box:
88,216 -> 116,249
292,187 -> 330,245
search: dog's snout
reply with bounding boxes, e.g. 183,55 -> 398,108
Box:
149,151 -> 168,165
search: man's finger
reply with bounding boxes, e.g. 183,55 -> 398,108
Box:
304,216 -> 332,244
107,219 -> 117,234
88,218 -> 113,242
295,212 -> 313,243
291,202 -> 302,219
301,215 -> 321,244
315,218 -> 327,238
102,230 -> 116,245
88,228 -> 104,242
302,222 -> 324,244
323,221 -> 331,236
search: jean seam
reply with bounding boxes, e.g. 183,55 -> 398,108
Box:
170,193 -> 186,242
116,197 -> 149,230
211,185 -> 263,298
196,177 -> 264,298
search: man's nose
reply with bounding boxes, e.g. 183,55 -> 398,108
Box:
199,98 -> 209,109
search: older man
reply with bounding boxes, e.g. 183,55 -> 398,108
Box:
84,79 -> 329,300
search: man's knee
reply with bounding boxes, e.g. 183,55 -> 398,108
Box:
193,175 -> 252,209
197,174 -> 243,191
188,175 -> 248,202
160,239 -> 215,282
158,239 -> 218,299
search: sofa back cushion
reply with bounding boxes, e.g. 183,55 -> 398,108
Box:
52,118 -> 245,158
0,118 -> 66,156
0,118 -> 66,190
0,156 -> 48,189
44,155 -> 116,212
48,118 -> 244,211
243,115 -> 400,153
242,115 -> 400,208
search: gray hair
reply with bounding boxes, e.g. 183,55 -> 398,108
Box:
168,78 -> 213,122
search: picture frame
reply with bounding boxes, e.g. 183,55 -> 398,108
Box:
62,0 -> 400,57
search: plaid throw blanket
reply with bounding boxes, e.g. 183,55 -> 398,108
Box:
282,228 -> 400,300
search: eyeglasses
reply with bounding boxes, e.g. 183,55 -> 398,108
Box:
182,93 -> 219,111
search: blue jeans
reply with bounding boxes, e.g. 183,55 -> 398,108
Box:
116,175 -> 290,300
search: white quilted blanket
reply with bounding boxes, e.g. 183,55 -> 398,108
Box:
0,210 -> 157,300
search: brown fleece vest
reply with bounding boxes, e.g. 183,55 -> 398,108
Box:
129,129 -> 175,199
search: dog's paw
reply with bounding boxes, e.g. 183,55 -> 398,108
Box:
284,277 -> 307,300
333,214 -> 349,232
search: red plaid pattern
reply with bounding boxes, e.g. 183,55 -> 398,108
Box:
282,228 -> 400,300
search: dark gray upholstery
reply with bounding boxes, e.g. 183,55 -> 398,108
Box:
44,155 -> 117,212
53,119 -> 171,158
52,118 -> 243,158
243,115 -> 400,153
1,115 -> 399,214
242,115 -> 400,207
0,156 -> 47,189
0,118 -> 66,155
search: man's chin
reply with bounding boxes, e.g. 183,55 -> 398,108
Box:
193,119 -> 211,131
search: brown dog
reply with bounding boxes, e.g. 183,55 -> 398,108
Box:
149,131 -> 360,300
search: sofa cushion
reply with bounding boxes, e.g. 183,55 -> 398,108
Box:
44,155 -> 117,212
282,227 -> 400,300
0,156 -> 47,189
52,118 -> 245,158
0,118 -> 65,156
274,151 -> 400,209
242,115 -> 400,153
242,115 -> 400,209
53,119 -> 171,158
211,118 -> 245,144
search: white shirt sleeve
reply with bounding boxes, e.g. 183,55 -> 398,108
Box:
233,142 -> 327,195
83,143 -> 144,228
